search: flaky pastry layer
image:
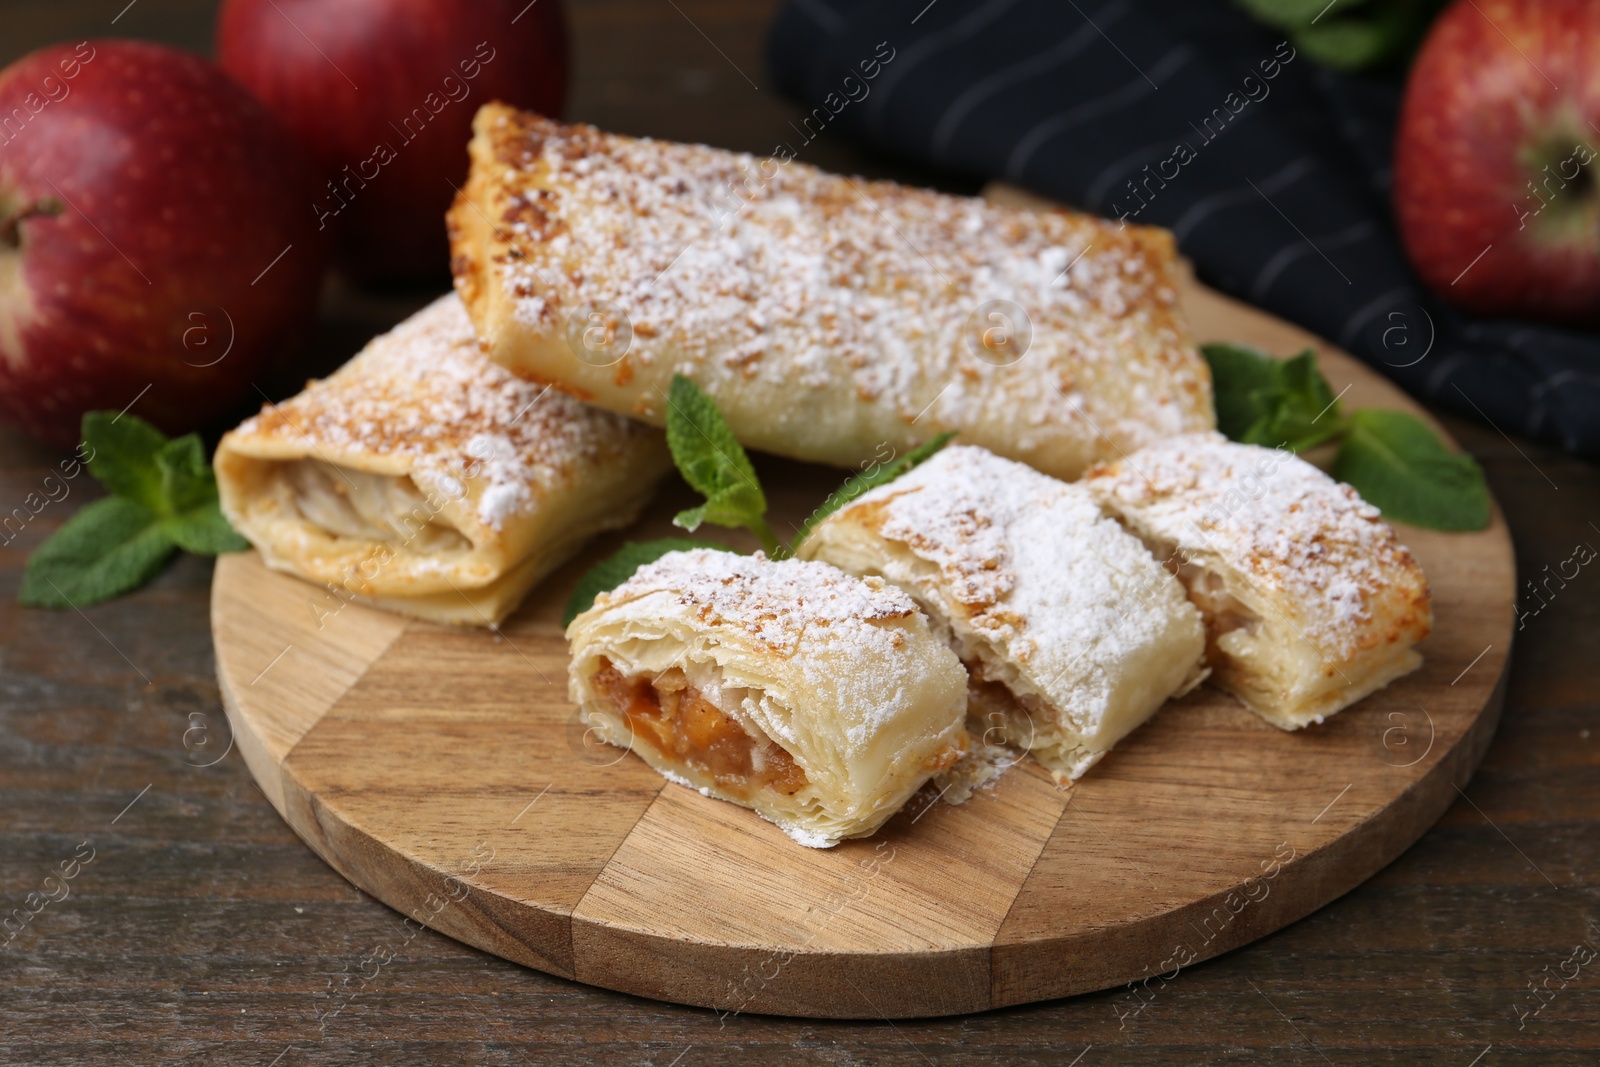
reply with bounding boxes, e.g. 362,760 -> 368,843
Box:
216,295 -> 670,626
1083,432 -> 1433,728
449,104 -> 1213,480
800,445 -> 1207,782
566,550 -> 968,846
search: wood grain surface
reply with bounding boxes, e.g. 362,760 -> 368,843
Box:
2,1 -> 1597,1063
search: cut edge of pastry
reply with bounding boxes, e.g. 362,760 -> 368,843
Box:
573,654 -> 961,848
1248,649 -> 1425,731
798,513 -> 1207,785
565,549 -> 971,847
1125,530 -> 1425,730
580,657 -> 830,847
962,673 -> 1102,785
1081,433 -> 1434,731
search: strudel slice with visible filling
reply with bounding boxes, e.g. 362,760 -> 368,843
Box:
215,295 -> 670,626
798,445 -> 1207,783
448,103 -> 1214,481
1082,432 -> 1433,728
566,549 -> 968,847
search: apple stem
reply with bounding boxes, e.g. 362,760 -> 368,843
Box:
0,197 -> 63,249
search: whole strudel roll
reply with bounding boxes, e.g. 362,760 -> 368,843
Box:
216,295 -> 671,626
798,445 -> 1207,783
449,104 -> 1214,481
1082,432 -> 1433,728
566,549 -> 968,847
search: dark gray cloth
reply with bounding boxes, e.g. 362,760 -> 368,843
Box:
767,0 -> 1600,459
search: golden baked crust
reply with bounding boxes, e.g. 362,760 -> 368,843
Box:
798,445 -> 1206,782
1083,433 -> 1433,728
566,549 -> 969,847
215,295 -> 671,626
449,103 -> 1213,480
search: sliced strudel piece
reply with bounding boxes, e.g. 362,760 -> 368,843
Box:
1082,432 -> 1433,728
448,104 -> 1214,481
566,549 -> 968,847
216,295 -> 671,626
797,445 -> 1207,783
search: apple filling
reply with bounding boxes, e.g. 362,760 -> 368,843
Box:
1156,550 -> 1281,698
591,658 -> 808,800
1135,537 -> 1263,662
280,459 -> 470,554
965,663 -> 1051,734
1178,564 -> 1259,645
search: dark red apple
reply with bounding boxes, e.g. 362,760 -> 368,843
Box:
1394,0 -> 1600,326
217,0 -> 568,284
0,40 -> 326,448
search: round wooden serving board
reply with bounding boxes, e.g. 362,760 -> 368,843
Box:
212,262 -> 1514,1020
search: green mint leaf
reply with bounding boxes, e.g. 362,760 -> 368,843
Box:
699,488 -> 775,530
83,411 -> 169,512
1202,342 -> 1283,442
1202,343 -> 1345,452
155,433 -> 220,516
674,500 -> 781,558
82,413 -> 230,518
1292,0 -> 1442,71
562,538 -> 737,627
163,500 -> 251,555
19,496 -> 179,608
1266,350 -> 1346,451
673,503 -> 709,533
1233,0 -> 1350,27
1235,0 -> 1445,71
22,411 -> 251,608
791,432 -> 959,550
663,374 -> 767,531
1332,409 -> 1491,531
1293,18 -> 1394,71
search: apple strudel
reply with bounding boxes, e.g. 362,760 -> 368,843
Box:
448,104 -> 1214,481
1082,432 -> 1433,728
798,445 -> 1207,782
566,548 -> 969,847
215,295 -> 671,626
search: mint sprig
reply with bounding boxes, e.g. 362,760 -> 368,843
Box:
1234,0 -> 1446,72
663,374 -> 781,555
1333,409 -> 1491,532
564,379 -> 957,620
1204,343 -> 1346,452
20,497 -> 183,607
19,412 -> 249,608
1203,342 -> 1490,532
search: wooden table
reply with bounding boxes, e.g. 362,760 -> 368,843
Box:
3,2 -> 1596,1063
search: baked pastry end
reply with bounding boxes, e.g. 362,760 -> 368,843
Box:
1084,432 -> 1432,730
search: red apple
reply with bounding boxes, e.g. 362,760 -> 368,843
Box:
217,0 -> 569,284
0,40 -> 326,448
1394,0 -> 1600,326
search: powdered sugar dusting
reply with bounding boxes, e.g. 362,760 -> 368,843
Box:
932,736 -> 1017,805
472,108 -> 1211,463
233,295 -> 653,530
598,549 -> 919,658
854,445 -> 1177,660
1082,432 -> 1429,658
809,445 -> 1205,761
